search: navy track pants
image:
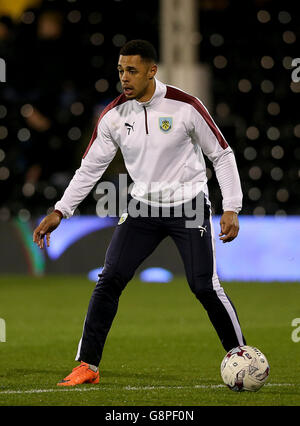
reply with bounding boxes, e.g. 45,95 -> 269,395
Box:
76,198 -> 246,366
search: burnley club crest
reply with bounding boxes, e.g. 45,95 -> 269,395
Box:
159,117 -> 173,133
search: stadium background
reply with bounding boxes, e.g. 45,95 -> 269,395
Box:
0,0 -> 299,281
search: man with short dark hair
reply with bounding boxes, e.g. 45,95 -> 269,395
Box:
33,40 -> 246,386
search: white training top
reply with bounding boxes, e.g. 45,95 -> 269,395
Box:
55,79 -> 243,218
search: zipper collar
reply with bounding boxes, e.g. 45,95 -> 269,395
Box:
135,79 -> 167,109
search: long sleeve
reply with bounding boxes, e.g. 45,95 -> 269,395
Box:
55,116 -> 118,218
212,148 -> 243,213
190,104 -> 243,213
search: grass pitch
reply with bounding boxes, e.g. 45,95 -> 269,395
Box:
0,275 -> 300,406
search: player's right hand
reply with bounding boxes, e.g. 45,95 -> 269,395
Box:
33,211 -> 62,249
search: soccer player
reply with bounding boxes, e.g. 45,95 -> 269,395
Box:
33,40 -> 246,386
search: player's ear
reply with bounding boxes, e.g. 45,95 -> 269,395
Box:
148,63 -> 157,80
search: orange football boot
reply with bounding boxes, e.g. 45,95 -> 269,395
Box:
57,362 -> 100,387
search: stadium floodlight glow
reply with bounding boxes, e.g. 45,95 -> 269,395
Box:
35,215 -> 300,281
43,216 -> 117,260
88,267 -> 104,282
214,216 -> 300,281
140,268 -> 173,283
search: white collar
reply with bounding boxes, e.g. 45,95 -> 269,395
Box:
135,79 -> 167,108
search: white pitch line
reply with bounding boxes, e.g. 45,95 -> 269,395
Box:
0,386 -> 101,395
0,383 -> 296,396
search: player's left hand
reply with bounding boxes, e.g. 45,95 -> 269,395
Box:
219,211 -> 239,243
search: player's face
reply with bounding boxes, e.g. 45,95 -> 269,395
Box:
118,55 -> 157,102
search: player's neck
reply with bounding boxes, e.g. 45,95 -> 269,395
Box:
136,79 -> 156,103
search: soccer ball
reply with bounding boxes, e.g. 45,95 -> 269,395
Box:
220,345 -> 270,392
